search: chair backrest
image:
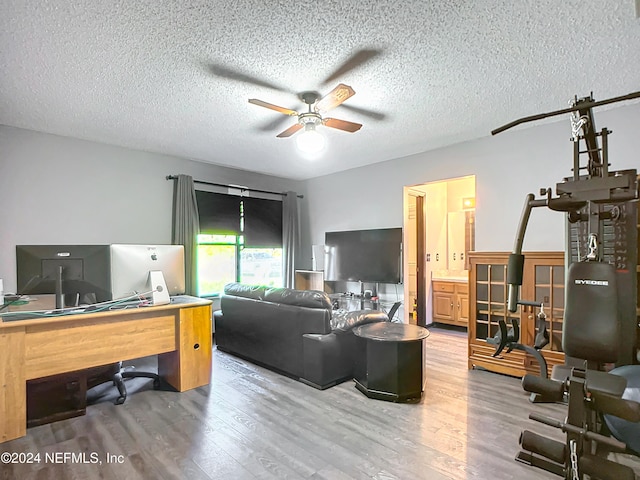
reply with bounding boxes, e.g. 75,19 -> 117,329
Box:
387,301 -> 402,321
563,261 -> 619,363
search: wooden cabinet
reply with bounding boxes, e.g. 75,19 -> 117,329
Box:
294,270 -> 324,291
432,281 -> 468,327
468,251 -> 565,377
158,304 -> 213,392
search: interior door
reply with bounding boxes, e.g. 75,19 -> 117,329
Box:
406,194 -> 418,324
405,189 -> 427,326
415,194 -> 427,326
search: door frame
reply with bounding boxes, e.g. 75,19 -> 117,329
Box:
403,188 -> 427,325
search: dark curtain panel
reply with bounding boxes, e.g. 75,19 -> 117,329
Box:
171,174 -> 200,296
282,191 -> 300,288
195,191 -> 241,234
243,197 -> 283,247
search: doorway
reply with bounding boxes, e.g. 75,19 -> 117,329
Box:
405,190 -> 426,325
403,176 -> 476,325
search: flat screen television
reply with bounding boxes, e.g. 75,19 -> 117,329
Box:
16,245 -> 112,308
324,228 -> 402,283
110,244 -> 185,300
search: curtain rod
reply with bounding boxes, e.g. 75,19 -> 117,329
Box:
166,175 -> 303,198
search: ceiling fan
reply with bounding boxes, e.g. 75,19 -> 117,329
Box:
248,83 -> 363,139
208,49 -> 386,152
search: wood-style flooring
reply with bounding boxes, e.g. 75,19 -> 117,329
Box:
1,326 -> 638,479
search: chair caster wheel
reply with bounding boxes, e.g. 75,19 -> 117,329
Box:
115,395 -> 126,405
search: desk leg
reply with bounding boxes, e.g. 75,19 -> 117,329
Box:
158,305 -> 212,392
1,328 -> 26,443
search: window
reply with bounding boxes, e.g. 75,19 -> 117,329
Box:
196,234 -> 238,296
195,191 -> 283,295
240,247 -> 283,286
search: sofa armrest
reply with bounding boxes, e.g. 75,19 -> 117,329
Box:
301,332 -> 357,390
213,309 -> 222,333
330,309 -> 389,332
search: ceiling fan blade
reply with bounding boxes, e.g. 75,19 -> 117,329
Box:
276,123 -> 304,138
249,99 -> 298,116
340,104 -> 387,121
321,48 -> 383,85
315,84 -> 356,113
208,63 -> 289,92
323,118 -> 363,133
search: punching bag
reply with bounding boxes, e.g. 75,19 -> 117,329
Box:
563,261 -> 619,363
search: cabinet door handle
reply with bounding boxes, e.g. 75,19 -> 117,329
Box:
457,302 -> 460,310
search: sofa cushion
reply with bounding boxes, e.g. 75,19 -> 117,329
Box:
223,283 -> 267,300
330,309 -> 389,332
263,287 -> 333,310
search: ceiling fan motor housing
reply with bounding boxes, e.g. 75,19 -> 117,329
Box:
300,91 -> 319,105
299,112 -> 322,128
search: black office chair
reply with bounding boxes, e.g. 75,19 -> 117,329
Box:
112,362 -> 161,405
387,301 -> 402,322
86,361 -> 161,405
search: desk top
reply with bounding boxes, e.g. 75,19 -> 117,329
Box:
353,322 -> 429,342
0,295 -> 211,329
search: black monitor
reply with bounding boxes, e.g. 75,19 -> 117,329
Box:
16,245 -> 111,308
324,228 -> 403,283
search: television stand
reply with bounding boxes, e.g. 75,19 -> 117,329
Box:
329,293 -> 380,311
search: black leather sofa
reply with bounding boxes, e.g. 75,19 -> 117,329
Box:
213,283 -> 388,389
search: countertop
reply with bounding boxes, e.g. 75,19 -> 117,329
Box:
431,276 -> 468,283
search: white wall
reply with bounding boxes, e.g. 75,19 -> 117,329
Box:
2,102 -> 638,293
303,102 -> 640,260
0,126 -> 304,293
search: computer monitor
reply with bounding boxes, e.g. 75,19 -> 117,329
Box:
110,244 -> 185,303
16,245 -> 112,308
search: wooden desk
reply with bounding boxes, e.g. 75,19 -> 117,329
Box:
0,296 -> 212,443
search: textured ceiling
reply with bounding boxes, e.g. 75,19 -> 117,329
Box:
1,1 -> 639,180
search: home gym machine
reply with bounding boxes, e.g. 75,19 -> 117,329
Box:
492,91 -> 640,480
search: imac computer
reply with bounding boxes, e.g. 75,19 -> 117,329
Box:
110,244 -> 185,305
16,245 -> 112,309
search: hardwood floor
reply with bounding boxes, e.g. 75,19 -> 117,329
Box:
1,326 -> 638,479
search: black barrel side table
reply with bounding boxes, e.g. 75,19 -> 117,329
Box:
353,322 -> 429,402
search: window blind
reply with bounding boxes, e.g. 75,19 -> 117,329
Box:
195,191 -> 283,247
195,191 -> 241,234
243,196 -> 283,247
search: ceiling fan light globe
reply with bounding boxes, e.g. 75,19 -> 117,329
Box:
296,128 -> 326,155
